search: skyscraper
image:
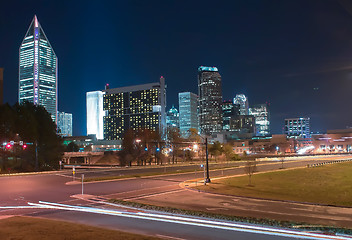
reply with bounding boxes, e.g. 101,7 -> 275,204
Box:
285,117 -> 311,138
166,105 -> 179,128
57,112 -> 73,137
222,100 -> 240,130
249,104 -> 270,136
178,92 -> 198,136
198,66 -> 222,135
233,94 -> 249,115
86,91 -> 105,140
103,77 -> 166,140
19,15 -> 58,122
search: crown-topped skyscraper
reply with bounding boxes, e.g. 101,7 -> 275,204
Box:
19,15 -> 58,123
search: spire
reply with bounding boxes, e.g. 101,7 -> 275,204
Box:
34,15 -> 39,28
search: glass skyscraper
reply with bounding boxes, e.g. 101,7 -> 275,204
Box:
178,92 -> 198,136
57,112 -> 73,137
249,104 -> 270,136
86,91 -> 105,140
198,66 -> 222,135
166,105 -> 179,128
19,15 -> 58,122
233,94 -> 249,115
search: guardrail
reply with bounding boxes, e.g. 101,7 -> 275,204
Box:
307,159 -> 352,168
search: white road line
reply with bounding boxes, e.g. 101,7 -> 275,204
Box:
55,173 -> 74,178
103,184 -> 179,198
156,234 -> 186,240
123,189 -> 185,201
20,201 -> 351,240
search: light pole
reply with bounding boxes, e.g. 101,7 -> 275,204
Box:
205,137 -> 211,183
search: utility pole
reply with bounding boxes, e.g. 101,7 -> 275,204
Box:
205,137 -> 211,183
35,140 -> 38,171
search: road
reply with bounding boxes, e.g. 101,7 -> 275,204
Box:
1,155 -> 351,239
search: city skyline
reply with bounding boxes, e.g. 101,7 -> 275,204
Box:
1,1 -> 352,135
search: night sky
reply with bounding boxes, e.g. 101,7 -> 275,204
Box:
1,0 -> 352,136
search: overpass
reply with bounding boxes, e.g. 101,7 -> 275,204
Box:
62,152 -> 104,164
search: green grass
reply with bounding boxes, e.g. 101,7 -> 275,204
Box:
195,162 -> 352,207
108,199 -> 352,235
0,216 -> 159,240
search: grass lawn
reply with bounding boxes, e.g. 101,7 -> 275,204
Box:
194,162 -> 352,207
0,216 -> 159,240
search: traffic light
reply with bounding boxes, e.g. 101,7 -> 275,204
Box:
5,143 -> 11,150
23,144 -> 27,150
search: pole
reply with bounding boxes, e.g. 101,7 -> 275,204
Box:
35,140 -> 38,171
81,174 -> 84,195
205,137 -> 211,183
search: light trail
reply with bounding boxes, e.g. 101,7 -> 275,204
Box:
1,201 -> 349,240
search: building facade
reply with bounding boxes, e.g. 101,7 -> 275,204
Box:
103,77 -> 166,140
57,111 -> 73,137
198,66 -> 222,135
166,105 -> 179,128
312,129 -> 352,154
249,104 -> 270,136
233,94 -> 249,115
222,100 -> 240,130
178,92 -> 198,136
86,91 -> 105,140
284,117 -> 310,138
19,15 -> 58,122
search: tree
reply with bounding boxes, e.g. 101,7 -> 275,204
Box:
119,129 -> 136,166
244,160 -> 257,186
66,142 -> 80,152
208,141 -> 222,161
223,143 -> 235,162
167,127 -> 181,164
0,102 -> 63,171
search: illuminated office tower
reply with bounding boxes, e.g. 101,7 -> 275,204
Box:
285,117 -> 311,138
178,92 -> 198,136
222,100 -> 240,130
86,91 -> 105,140
103,77 -> 166,140
19,15 -> 58,122
166,105 -> 179,128
233,94 -> 249,115
249,104 -> 270,136
57,112 -> 73,137
198,66 -> 222,135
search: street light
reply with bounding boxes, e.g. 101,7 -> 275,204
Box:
189,130 -> 211,184
204,137 -> 211,183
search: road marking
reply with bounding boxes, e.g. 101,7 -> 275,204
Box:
123,189 -> 185,201
206,207 -> 228,211
103,184 -> 179,198
55,173 -> 73,178
10,201 -> 349,240
156,234 -> 186,240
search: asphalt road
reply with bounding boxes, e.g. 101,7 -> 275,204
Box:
1,155 -> 351,239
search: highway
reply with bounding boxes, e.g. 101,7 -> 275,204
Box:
1,155 -> 352,239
